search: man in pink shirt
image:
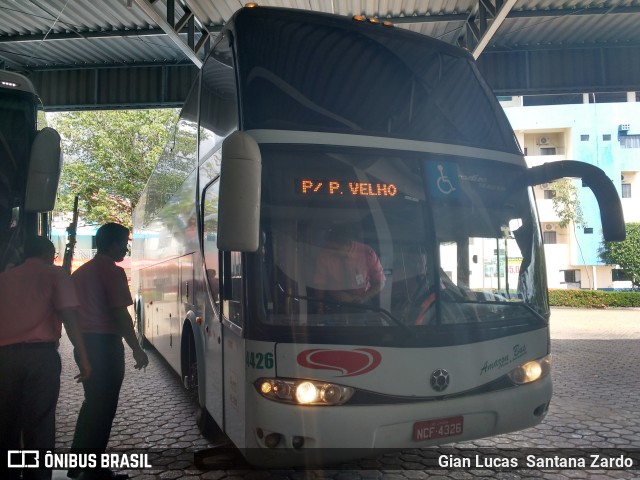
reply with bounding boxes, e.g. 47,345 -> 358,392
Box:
0,236 -> 90,480
313,226 -> 386,311
68,223 -> 148,480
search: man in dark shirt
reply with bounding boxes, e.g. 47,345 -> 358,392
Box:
68,223 -> 148,480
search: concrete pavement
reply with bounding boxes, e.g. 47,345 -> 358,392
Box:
50,307 -> 640,479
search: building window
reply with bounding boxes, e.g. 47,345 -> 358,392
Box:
540,147 -> 557,155
580,135 -> 589,141
543,231 -> 557,244
603,134 -> 611,141
563,270 -> 580,283
620,135 -> 640,148
622,183 -> 631,198
612,269 -> 631,282
584,227 -> 594,234
543,189 -> 556,199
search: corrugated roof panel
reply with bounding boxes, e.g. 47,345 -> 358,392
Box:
400,20 -> 467,43
0,2 -> 54,35
32,64 -> 197,109
184,0 -> 242,24
184,0 -> 480,24
1,0 -> 640,101
0,0 -> 155,34
2,34 -> 191,69
493,13 -> 640,48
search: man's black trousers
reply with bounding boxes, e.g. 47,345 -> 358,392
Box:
71,334 -> 125,454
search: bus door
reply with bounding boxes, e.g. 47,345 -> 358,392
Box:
220,250 -> 247,447
201,179 -> 243,440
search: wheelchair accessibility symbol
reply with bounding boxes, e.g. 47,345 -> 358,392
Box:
428,162 -> 460,198
436,164 -> 456,194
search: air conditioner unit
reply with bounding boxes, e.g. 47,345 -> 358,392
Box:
544,224 -> 555,231
537,136 -> 551,145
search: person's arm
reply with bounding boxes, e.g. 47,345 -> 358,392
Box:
363,276 -> 385,302
112,306 -> 149,370
60,309 -> 91,382
362,247 -> 386,303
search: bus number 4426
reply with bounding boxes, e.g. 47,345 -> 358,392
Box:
246,352 -> 274,370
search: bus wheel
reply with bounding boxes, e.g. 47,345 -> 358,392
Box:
183,324 -> 226,442
183,326 -> 198,392
196,405 -> 225,443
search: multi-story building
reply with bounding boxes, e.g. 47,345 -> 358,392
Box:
502,94 -> 639,290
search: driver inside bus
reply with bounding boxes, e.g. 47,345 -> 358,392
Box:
312,225 -> 385,312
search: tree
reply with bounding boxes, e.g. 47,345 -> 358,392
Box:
550,179 -> 585,229
50,109 -> 179,229
599,223 -> 640,290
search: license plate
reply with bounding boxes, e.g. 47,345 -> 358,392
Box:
413,415 -> 464,442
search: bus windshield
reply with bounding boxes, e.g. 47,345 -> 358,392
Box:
236,9 -> 520,155
257,146 -> 547,343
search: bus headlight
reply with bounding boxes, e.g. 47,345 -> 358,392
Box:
295,381 -> 318,404
507,355 -> 551,385
256,378 -> 355,405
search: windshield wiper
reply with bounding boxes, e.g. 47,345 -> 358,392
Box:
449,299 -> 548,322
280,290 -> 411,334
519,302 -> 549,322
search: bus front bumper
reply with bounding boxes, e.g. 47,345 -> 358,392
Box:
243,375 -> 552,466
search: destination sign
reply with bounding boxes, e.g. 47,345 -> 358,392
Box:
297,179 -> 398,197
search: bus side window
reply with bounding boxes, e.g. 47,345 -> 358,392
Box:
200,33 -> 237,138
229,251 -> 242,303
221,251 -> 243,328
202,180 -> 221,313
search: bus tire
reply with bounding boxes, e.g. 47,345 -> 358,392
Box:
196,405 -> 225,443
183,323 -> 226,442
182,323 -> 198,392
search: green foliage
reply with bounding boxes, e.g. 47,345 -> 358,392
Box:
50,109 -> 179,229
599,223 -> 640,289
550,179 -> 585,228
549,289 -> 640,308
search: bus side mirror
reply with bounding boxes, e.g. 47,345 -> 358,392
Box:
24,127 -> 62,212
522,160 -> 625,242
217,131 -> 262,252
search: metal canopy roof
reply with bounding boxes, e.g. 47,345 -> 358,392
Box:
1,0 -> 639,110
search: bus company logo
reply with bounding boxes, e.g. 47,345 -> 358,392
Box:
297,348 -> 382,377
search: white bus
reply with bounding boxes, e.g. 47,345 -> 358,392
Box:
131,5 -> 625,466
0,70 -> 62,270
